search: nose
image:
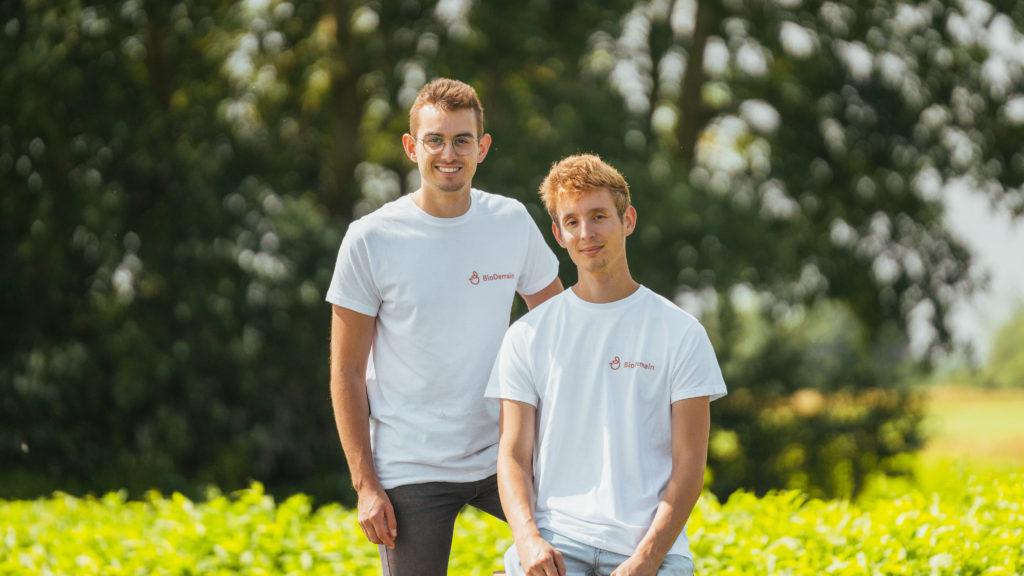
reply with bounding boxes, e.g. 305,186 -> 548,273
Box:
579,219 -> 596,239
439,139 -> 459,159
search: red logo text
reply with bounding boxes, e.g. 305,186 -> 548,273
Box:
469,271 -> 515,286
609,355 -> 654,371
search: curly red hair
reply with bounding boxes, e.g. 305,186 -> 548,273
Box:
539,154 -> 631,221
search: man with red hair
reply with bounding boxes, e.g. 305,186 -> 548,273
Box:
489,154 -> 726,576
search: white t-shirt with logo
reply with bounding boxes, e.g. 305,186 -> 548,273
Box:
327,189 -> 559,489
486,286 -> 727,559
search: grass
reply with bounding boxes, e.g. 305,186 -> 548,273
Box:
919,384 -> 1024,468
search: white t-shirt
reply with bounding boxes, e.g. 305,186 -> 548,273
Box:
486,286 -> 727,559
327,189 -> 559,489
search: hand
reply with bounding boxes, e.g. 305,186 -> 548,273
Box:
516,533 -> 565,576
610,553 -> 660,576
356,484 -> 397,549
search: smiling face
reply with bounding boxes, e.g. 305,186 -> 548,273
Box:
552,187 -> 636,278
402,105 -> 491,197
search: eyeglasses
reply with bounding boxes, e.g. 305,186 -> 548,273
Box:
415,135 -> 479,155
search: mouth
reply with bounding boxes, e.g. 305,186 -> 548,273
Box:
436,165 -> 462,174
579,245 -> 603,256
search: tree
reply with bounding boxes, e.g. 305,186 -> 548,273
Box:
578,0 -> 1022,352
2,0 -> 1022,502
427,0 -> 1020,497
0,0 -> 350,499
556,0 -> 1023,497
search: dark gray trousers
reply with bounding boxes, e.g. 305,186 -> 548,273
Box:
379,473 -> 505,576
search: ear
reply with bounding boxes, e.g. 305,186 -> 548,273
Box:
623,205 -> 637,237
552,220 -> 566,248
475,133 -> 492,163
402,133 -> 418,162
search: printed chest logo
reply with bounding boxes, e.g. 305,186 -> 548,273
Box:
609,355 -> 655,371
468,270 -> 515,286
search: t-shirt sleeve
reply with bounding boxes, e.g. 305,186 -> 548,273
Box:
325,223 -> 382,317
670,323 -> 728,403
485,324 -> 539,407
515,208 -> 560,296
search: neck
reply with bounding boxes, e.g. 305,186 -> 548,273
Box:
571,268 -> 639,304
412,187 -> 472,218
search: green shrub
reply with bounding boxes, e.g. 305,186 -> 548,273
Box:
3,469 -> 1022,575
0,483 -> 509,575
706,298 -> 925,500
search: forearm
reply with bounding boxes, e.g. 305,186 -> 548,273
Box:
329,305 -> 379,491
497,399 -> 547,545
521,277 -> 563,310
630,396 -> 711,567
497,393 -> 564,573
498,449 -> 542,540
330,369 -> 379,490
632,465 -> 705,563
329,305 -> 395,547
499,446 -> 568,575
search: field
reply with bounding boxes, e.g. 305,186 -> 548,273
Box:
2,386 -> 1022,575
920,385 -> 1024,467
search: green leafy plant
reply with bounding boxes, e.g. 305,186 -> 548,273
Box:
3,470 -> 1022,575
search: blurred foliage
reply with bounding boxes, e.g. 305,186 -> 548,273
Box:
2,0 -> 1023,503
4,471 -> 1024,574
981,305 -> 1024,388
704,296 -> 925,499
0,0 -> 347,501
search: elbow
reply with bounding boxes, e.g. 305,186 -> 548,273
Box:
498,448 -> 532,479
330,367 -> 368,401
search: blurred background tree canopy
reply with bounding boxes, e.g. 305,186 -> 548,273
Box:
2,0 -> 1022,503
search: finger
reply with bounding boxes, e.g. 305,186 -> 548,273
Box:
527,558 -> 553,576
360,519 -> 382,545
529,562 -> 552,576
554,550 -> 566,576
546,559 -> 561,576
538,556 -> 559,576
371,513 -> 396,549
384,498 -> 398,540
376,497 -> 396,549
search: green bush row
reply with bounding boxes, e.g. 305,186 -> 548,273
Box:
2,468 -> 1022,575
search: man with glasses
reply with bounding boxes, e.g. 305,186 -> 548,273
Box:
326,78 -> 562,575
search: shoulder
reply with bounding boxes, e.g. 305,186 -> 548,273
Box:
472,189 -> 532,220
346,195 -> 415,238
639,287 -> 706,334
508,290 -> 568,333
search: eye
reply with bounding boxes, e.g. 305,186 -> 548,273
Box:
454,136 -> 473,146
425,136 -> 444,145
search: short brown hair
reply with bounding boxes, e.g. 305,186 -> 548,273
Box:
539,154 -> 631,221
409,78 -> 485,137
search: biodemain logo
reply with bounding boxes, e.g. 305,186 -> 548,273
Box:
469,271 -> 515,285
608,355 -> 655,371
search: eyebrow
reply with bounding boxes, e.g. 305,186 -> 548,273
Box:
423,131 -> 476,138
561,207 -> 609,221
